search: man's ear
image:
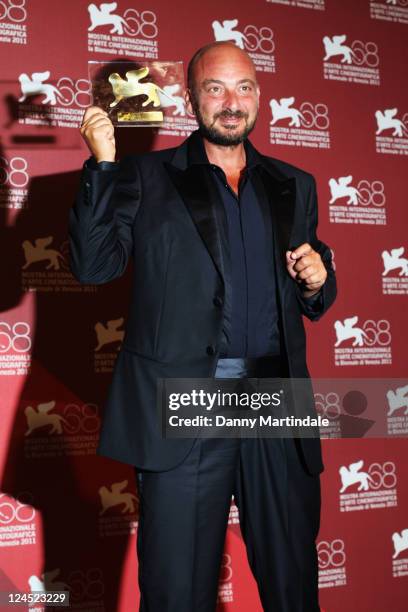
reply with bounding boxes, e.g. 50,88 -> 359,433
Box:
185,88 -> 195,116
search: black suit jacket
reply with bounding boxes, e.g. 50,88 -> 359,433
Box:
69,131 -> 337,475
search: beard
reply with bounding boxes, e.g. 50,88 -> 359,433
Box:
194,106 -> 257,146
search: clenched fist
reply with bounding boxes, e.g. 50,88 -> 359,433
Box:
286,243 -> 327,298
80,106 -> 116,163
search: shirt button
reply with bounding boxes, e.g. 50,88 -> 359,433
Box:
206,345 -> 217,356
213,296 -> 223,308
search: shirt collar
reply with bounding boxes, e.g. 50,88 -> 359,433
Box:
187,129 -> 263,172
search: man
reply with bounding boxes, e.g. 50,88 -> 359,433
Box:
70,42 -> 336,611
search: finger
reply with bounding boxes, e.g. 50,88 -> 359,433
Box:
82,117 -> 113,131
82,106 -> 108,124
306,274 -> 323,286
302,281 -> 323,291
296,266 -> 324,282
289,243 -> 313,260
81,115 -> 112,131
286,257 -> 298,281
296,265 -> 317,281
293,255 -> 317,272
300,271 -> 324,286
81,119 -> 114,138
81,113 -> 110,133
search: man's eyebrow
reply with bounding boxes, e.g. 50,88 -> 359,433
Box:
202,79 -> 224,86
201,78 -> 257,86
237,78 -> 257,86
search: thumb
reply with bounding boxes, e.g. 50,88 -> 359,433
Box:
286,251 -> 297,279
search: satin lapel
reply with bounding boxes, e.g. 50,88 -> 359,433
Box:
164,162 -> 225,285
254,166 -> 297,276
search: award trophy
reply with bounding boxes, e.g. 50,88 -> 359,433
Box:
88,60 -> 185,126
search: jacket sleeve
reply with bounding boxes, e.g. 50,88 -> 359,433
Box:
68,155 -> 142,284
296,174 -> 337,321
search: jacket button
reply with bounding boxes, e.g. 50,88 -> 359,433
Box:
213,296 -> 223,308
206,345 -> 217,356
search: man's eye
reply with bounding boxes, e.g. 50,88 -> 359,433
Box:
239,85 -> 252,93
209,86 -> 221,93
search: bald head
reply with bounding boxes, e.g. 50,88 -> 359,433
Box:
185,41 -> 260,146
187,41 -> 257,98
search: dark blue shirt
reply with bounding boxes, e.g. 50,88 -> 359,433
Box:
211,164 -> 280,358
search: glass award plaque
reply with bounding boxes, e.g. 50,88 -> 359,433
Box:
88,60 -> 185,127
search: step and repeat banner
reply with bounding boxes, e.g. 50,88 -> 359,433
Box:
0,0 -> 407,610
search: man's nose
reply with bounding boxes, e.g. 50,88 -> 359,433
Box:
222,89 -> 240,110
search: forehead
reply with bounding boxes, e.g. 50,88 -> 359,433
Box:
193,45 -> 257,85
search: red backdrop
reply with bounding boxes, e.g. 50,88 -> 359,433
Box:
1,0 -> 407,610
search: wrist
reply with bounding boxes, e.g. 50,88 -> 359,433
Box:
301,286 -> 321,299
94,155 -> 116,163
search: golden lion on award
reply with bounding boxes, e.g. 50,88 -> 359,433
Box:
108,67 -> 161,108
